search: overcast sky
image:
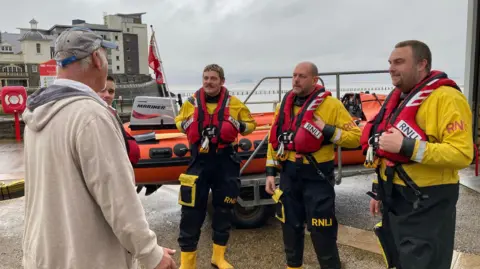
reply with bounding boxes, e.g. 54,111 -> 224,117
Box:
0,0 -> 470,85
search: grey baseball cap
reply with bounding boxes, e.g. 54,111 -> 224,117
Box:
54,26 -> 118,67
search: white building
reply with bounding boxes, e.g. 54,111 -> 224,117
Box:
103,13 -> 149,75
0,19 -> 51,87
0,13 -> 149,88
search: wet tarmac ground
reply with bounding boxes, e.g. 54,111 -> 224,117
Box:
1,141 -> 480,268
0,140 -> 23,181
2,174 -> 480,268
1,184 -> 387,269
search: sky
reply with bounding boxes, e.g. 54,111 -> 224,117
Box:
0,0 -> 470,86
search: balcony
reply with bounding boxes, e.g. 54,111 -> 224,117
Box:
0,72 -> 29,78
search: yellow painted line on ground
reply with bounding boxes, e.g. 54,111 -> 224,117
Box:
451,252 -> 480,269
337,224 -> 382,255
332,224 -> 480,269
0,173 -> 24,182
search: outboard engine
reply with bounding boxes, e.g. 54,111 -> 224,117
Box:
129,96 -> 179,130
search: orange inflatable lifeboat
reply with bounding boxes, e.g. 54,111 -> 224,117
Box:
124,92 -> 386,185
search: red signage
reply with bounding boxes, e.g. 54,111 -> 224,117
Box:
39,59 -> 57,76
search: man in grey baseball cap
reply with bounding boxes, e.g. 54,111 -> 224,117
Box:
54,26 -> 118,68
22,27 -> 178,269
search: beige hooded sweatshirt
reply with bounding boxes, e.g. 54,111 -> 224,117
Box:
22,79 -> 164,269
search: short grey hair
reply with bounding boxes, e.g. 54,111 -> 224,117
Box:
56,48 -> 107,73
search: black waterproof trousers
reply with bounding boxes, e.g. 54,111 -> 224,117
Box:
275,159 -> 341,269
376,181 -> 459,269
177,146 -> 241,252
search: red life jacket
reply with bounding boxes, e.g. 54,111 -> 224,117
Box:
184,87 -> 240,148
269,84 -> 332,155
107,106 -> 140,165
360,70 -> 461,163
123,130 -> 140,165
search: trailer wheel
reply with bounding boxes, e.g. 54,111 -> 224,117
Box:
231,203 -> 274,229
207,193 -> 274,229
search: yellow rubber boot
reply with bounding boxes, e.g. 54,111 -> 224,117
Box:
211,244 -> 234,269
179,251 -> 197,269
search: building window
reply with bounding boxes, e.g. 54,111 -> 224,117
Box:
126,47 -> 130,52
32,65 -> 38,73
115,35 -> 118,41
127,28 -> 130,32
127,56 -> 130,61
126,37 -> 130,42
116,56 -> 120,61
2,65 -> 22,73
1,45 -> 13,52
116,66 -> 120,71
36,43 -> 41,53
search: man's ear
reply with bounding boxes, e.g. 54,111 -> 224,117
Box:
92,50 -> 104,70
417,59 -> 428,72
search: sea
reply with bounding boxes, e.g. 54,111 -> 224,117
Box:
117,74 -> 465,114
161,77 -> 464,113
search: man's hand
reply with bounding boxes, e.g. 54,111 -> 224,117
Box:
265,176 -> 276,195
378,127 -> 403,153
313,115 -> 326,130
369,198 -> 382,217
155,248 -> 177,269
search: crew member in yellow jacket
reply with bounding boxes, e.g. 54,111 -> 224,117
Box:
174,64 -> 256,269
265,61 -> 361,269
361,40 -> 475,269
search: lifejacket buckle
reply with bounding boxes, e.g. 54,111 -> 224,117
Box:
278,132 -> 293,144
202,126 -> 217,139
200,136 -> 210,153
364,134 -> 382,168
276,142 -> 288,161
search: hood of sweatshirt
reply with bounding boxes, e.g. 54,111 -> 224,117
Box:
22,82 -> 106,132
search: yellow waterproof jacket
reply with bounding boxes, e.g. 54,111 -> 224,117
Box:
375,86 -> 474,187
174,93 -> 257,138
266,94 -> 361,173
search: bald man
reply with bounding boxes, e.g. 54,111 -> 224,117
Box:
265,62 -> 361,269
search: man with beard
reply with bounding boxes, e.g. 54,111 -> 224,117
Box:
265,61 -> 362,269
361,40 -> 474,269
174,64 -> 256,269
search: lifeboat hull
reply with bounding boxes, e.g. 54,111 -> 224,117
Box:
124,111 -> 369,185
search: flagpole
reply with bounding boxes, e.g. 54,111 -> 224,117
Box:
150,25 -> 177,117
149,27 -> 166,97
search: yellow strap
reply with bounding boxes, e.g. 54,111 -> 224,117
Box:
271,188 -> 283,202
178,173 -> 198,186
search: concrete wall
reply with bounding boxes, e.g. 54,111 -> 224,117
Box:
26,63 -> 40,87
105,14 -> 148,75
0,115 -> 129,140
109,32 -> 125,74
464,0 -> 480,145
129,23 -> 148,75
0,118 -> 25,140
21,40 -> 51,64
123,33 -> 139,74
0,53 -> 24,63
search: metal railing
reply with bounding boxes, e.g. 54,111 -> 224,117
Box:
0,72 -> 29,77
239,70 -> 390,185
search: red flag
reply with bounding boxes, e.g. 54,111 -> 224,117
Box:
148,31 -> 164,84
